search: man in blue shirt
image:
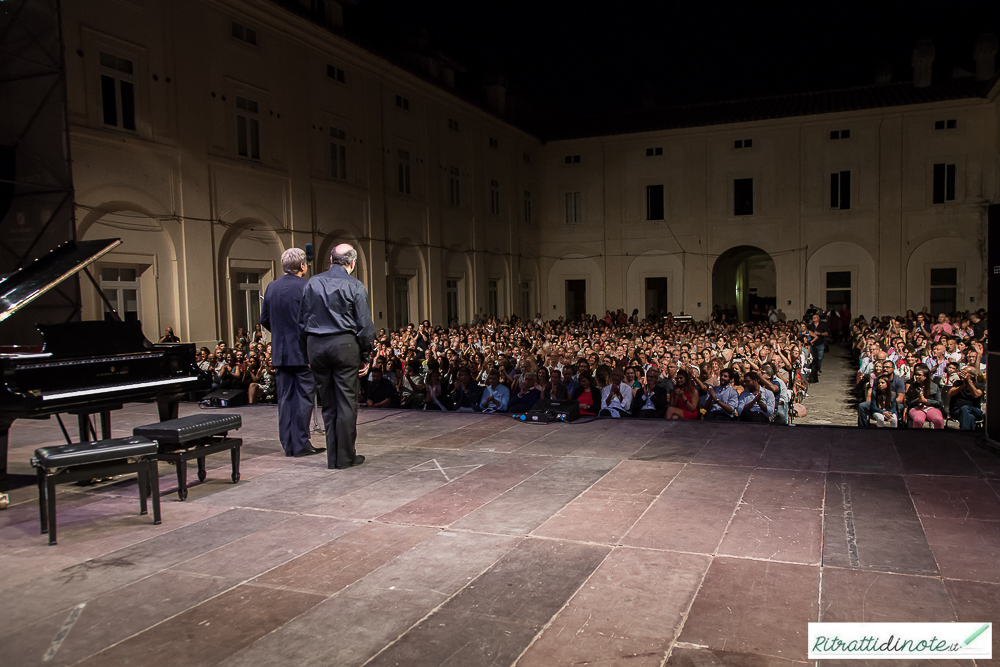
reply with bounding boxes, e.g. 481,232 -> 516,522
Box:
260,248 -> 316,457
704,368 -> 739,421
737,371 -> 775,423
299,244 -> 375,469
480,369 -> 510,413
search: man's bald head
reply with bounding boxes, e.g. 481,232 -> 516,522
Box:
330,243 -> 358,271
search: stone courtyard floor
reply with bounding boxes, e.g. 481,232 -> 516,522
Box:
0,395 -> 998,666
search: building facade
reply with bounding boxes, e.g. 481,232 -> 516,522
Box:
65,0 -> 541,347
62,0 -> 997,346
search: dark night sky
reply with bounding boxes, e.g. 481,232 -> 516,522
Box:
346,0 -> 1000,118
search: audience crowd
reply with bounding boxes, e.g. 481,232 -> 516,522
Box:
190,305 -> 987,430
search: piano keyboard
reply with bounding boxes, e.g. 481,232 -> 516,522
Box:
41,376 -> 202,401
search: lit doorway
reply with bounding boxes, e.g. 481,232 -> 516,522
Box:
565,279 -> 586,321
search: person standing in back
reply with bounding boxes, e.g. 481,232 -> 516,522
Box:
299,243 -> 375,469
260,248 -> 319,457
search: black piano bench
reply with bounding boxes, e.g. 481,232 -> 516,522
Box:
133,414 -> 242,501
31,436 -> 161,546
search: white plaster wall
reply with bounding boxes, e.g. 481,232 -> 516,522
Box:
806,241 -> 877,317
906,237 -> 984,313
546,257 -> 605,319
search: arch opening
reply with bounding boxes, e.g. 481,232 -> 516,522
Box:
712,245 -> 775,322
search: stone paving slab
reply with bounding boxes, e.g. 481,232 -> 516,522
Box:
0,400 -> 997,667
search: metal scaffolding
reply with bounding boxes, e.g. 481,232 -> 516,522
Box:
0,0 -> 77,345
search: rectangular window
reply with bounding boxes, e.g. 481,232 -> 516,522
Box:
448,118 -> 459,131
231,271 -> 261,334
329,127 -> 347,180
231,21 -> 257,45
565,191 -> 583,224
99,51 -> 136,131
100,266 -> 140,322
934,119 -> 958,130
564,155 -> 581,164
395,95 -> 409,110
488,280 -> 499,317
646,184 -> 664,220
235,96 -> 260,159
523,190 -> 531,223
397,149 -> 411,195
489,137 -> 498,149
825,271 -> 852,312
930,268 -> 958,314
449,166 -> 460,206
932,163 -> 957,204
523,152 -> 531,163
734,139 -> 753,149
645,147 -> 663,156
830,170 -> 851,209
520,281 -> 530,319
734,178 -> 753,216
326,64 -> 345,82
489,179 -> 500,215
446,279 -> 459,325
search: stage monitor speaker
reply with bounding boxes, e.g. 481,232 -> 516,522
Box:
201,389 -> 247,408
513,398 -> 581,424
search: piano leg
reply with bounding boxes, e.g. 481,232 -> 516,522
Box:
77,414 -> 92,443
100,411 -> 112,439
158,399 -> 179,422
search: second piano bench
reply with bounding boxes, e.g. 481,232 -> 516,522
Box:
133,414 -> 243,501
32,436 -> 161,545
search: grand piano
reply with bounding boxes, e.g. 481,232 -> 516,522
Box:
0,238 -> 211,502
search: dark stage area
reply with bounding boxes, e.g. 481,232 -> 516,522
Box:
1,404 -> 998,665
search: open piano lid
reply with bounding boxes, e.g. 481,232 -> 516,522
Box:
0,239 -> 121,323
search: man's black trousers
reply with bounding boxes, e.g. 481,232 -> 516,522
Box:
307,333 -> 362,468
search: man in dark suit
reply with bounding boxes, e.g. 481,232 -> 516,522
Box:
260,248 -> 319,457
630,367 -> 668,418
299,243 -> 375,469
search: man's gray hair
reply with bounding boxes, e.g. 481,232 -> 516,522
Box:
330,243 -> 358,267
281,248 -> 307,274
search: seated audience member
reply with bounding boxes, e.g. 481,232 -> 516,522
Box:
870,374 -> 899,427
399,360 -> 426,409
631,368 -> 668,419
544,372 -> 569,401
480,369 -> 510,413
905,366 -> 944,429
665,368 -> 699,420
599,368 -> 632,418
573,372 -> 601,416
703,368 -> 739,421
562,366 -> 579,396
424,370 -> 452,411
509,372 -> 542,413
449,367 -> 483,412
948,366 -> 984,430
760,363 -> 790,424
858,360 -> 905,427
737,371 -> 774,423
363,366 -> 397,409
